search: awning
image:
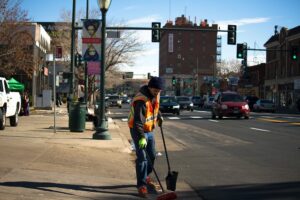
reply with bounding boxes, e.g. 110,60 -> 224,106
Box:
8,78 -> 25,92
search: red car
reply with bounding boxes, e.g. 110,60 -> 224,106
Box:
212,91 -> 250,119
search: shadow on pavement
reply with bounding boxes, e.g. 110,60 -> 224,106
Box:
196,181 -> 300,200
0,181 -> 138,198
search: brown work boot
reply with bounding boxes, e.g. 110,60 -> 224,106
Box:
146,176 -> 162,192
138,186 -> 148,198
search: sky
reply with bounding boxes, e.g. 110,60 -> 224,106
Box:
21,0 -> 300,77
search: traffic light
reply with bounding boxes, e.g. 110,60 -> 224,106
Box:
152,22 -> 161,42
291,47 -> 298,60
75,53 -> 83,67
172,76 -> 176,86
236,43 -> 244,59
227,25 -> 237,45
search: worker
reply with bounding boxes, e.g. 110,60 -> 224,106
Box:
128,76 -> 164,198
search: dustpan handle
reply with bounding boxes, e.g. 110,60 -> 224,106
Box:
160,126 -> 171,173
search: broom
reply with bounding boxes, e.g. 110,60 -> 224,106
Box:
144,150 -> 177,200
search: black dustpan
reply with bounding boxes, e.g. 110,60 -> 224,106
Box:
160,126 -> 179,191
166,170 -> 178,191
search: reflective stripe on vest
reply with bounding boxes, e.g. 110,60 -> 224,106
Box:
128,92 -> 159,132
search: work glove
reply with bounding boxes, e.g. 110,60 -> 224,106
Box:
138,137 -> 147,149
157,116 -> 163,127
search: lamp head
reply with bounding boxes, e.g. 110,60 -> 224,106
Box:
97,0 -> 111,12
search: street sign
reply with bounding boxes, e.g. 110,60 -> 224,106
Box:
82,19 -> 101,61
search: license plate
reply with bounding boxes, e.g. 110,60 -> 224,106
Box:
183,105 -> 187,108
233,108 -> 239,113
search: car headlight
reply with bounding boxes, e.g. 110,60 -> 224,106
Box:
243,104 -> 249,110
173,105 -> 180,109
189,103 -> 194,106
221,104 -> 228,109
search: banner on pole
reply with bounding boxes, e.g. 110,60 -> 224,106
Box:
82,19 -> 101,61
87,62 -> 101,75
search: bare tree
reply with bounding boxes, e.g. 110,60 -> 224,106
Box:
59,8 -> 144,97
216,59 -> 242,78
0,0 -> 32,77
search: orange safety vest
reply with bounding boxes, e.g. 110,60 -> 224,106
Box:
128,92 -> 160,132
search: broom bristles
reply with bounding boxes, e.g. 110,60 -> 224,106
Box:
156,191 -> 177,200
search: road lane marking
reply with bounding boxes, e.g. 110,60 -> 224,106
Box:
190,116 -> 203,119
121,118 -> 128,122
209,119 -> 219,122
250,127 -> 270,132
168,117 -> 180,120
258,118 -> 288,123
289,122 -> 300,126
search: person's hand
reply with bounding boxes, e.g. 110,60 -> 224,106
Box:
138,138 -> 147,149
158,116 -> 163,127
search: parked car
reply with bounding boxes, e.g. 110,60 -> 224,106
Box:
176,96 -> 194,111
244,95 -> 259,111
212,91 -> 250,119
107,95 -> 122,108
253,99 -> 275,112
191,96 -> 204,108
203,96 -> 214,109
159,96 -> 180,115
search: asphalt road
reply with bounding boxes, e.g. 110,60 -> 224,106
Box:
109,104 -> 300,200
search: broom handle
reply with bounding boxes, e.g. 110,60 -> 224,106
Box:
160,126 -> 171,173
144,150 -> 165,193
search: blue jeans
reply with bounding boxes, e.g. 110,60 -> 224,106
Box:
130,129 -> 156,188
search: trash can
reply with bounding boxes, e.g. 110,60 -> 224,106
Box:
69,102 -> 86,132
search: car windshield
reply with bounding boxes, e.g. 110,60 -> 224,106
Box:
160,97 -> 175,103
177,97 -> 190,101
222,94 -> 243,102
192,96 -> 201,100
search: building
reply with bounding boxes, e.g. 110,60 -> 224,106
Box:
264,26 -> 300,108
159,15 -> 219,96
238,63 -> 266,98
0,22 -> 51,107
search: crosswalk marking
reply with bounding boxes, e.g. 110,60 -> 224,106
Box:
190,116 -> 203,119
167,117 -> 180,120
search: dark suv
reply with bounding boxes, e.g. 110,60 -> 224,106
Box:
212,91 -> 250,119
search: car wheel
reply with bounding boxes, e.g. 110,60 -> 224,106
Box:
191,108 -> 194,112
0,109 -> 6,130
9,107 -> 19,127
219,115 -> 223,119
244,115 -> 249,119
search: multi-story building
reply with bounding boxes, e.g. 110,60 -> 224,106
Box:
159,15 -> 219,96
264,26 -> 300,108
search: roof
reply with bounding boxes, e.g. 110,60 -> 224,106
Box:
264,25 -> 300,46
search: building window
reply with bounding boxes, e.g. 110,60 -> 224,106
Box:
177,54 -> 181,59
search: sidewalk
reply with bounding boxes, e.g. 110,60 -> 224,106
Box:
0,105 -> 200,199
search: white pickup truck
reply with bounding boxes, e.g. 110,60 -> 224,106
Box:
0,77 -> 21,130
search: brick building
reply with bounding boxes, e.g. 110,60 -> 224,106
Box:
264,25 -> 300,108
159,15 -> 219,96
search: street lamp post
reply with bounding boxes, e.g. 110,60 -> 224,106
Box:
93,0 -> 112,140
